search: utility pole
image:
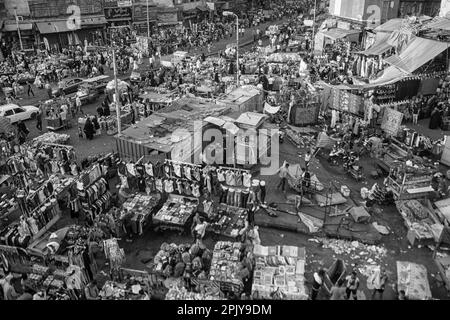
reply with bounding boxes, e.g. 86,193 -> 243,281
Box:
311,0 -> 317,56
146,0 -> 150,38
111,31 -> 122,135
14,8 -> 24,51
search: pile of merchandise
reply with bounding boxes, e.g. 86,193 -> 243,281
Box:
153,195 -> 198,230
32,132 -> 70,145
99,280 -> 148,300
121,193 -> 162,236
0,193 -> 18,218
252,245 -> 308,300
397,261 -> 432,300
165,279 -> 222,300
396,200 -> 438,242
152,242 -> 212,279
209,242 -> 246,293
208,204 -> 247,238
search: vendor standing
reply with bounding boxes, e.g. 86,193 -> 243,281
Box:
83,117 -> 95,140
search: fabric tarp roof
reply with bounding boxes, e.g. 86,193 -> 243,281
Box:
384,37 -> 450,73
3,23 -> 33,32
423,17 -> 450,31
359,33 -> 393,56
36,21 -> 73,34
321,28 -> 360,40
369,65 -> 409,85
374,18 -> 404,32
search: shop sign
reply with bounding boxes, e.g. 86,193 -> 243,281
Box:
157,12 -> 178,24
104,0 -> 118,8
337,21 -> 351,30
105,7 -> 132,20
118,0 -> 132,7
381,107 -> 403,136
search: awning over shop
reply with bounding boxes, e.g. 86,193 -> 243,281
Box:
384,37 -> 450,73
3,22 -> 33,32
36,21 -> 73,34
359,33 -> 393,56
197,4 -> 210,12
321,28 -> 360,41
423,17 -> 450,31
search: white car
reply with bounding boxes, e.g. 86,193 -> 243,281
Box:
0,104 -> 39,123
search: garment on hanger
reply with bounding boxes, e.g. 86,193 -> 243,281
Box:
243,172 -> 252,188
184,165 -> 192,180
172,163 -> 182,177
145,163 -> 154,177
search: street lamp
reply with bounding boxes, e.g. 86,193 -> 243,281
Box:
223,11 -> 239,87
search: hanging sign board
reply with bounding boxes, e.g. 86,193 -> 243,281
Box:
381,107 -> 403,136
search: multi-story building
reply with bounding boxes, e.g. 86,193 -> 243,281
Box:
1,0 -> 107,51
398,0 -> 441,17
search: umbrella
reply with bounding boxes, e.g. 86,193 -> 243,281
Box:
106,79 -> 130,91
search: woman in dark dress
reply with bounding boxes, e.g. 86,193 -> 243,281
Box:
429,106 -> 442,129
84,118 -> 95,140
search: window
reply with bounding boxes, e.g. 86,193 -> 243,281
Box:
4,110 -> 14,117
13,108 -> 25,114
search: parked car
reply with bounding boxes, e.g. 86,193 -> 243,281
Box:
52,78 -> 84,97
0,103 -> 39,123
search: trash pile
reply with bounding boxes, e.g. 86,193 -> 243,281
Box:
309,238 -> 388,265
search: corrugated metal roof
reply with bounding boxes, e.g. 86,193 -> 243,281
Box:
384,37 -> 450,73
3,23 -> 33,32
36,21 -> 72,34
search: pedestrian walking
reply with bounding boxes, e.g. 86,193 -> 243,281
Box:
36,109 -> 43,131
345,271 -> 360,300
275,162 -> 293,194
371,268 -> 388,300
27,81 -> 34,97
310,269 -> 325,300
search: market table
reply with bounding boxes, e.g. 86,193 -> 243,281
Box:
153,194 -> 198,233
121,193 -> 162,236
207,204 -> 247,239
397,261 -> 432,300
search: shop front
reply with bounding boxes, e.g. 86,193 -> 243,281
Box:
77,16 -> 108,46
105,7 -> 133,27
35,20 -> 74,52
2,21 -> 35,51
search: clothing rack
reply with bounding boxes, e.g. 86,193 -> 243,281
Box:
27,194 -> 57,217
165,159 -> 202,168
218,166 -> 250,173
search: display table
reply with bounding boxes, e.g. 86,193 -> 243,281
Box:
121,193 -> 162,235
209,241 -> 246,295
386,165 -> 433,200
153,194 -> 198,233
434,255 -> 450,292
252,245 -> 308,300
208,204 -> 247,238
397,261 -> 432,300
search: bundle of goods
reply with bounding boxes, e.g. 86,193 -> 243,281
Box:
165,279 -> 222,300
42,275 -> 65,289
47,175 -> 76,195
395,200 -> 437,242
209,242 -> 246,293
104,238 -> 125,269
285,126 -> 316,148
152,242 -> 212,280
399,200 -> 428,220
208,204 -> 247,238
122,193 -> 161,214
32,132 -> 70,145
100,277 -> 150,300
251,245 -> 308,300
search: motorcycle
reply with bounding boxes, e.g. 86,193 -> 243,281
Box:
343,153 -> 364,181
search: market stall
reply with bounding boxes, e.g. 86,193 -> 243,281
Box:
207,204 -> 247,239
153,194 -> 198,233
121,193 -> 162,236
386,164 -> 434,200
251,244 -> 308,300
397,261 -> 432,300
208,241 -> 248,295
217,86 -> 264,113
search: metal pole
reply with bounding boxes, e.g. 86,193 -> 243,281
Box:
146,0 -> 150,38
311,0 -> 316,55
15,9 -> 24,51
112,45 -> 122,134
235,14 -> 239,87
